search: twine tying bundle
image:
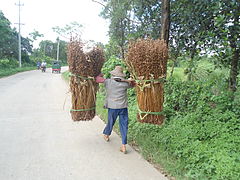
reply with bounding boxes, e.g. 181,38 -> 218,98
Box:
134,76 -> 166,91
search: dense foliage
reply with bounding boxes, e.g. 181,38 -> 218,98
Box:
99,0 -> 239,91
96,56 -> 240,179
0,10 -> 32,64
30,39 -> 68,65
0,10 -> 69,78
97,74 -> 240,179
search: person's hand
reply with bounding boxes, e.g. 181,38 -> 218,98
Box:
130,80 -> 136,87
127,78 -> 136,87
95,73 -> 105,83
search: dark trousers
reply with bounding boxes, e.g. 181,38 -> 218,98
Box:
103,108 -> 128,144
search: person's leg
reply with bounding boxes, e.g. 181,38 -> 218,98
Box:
119,108 -> 128,152
103,108 -> 118,139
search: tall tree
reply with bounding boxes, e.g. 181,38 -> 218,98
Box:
169,0 -> 216,80
209,0 -> 240,91
0,11 -> 17,59
98,0 -> 163,58
36,39 -> 67,63
160,0 -> 170,45
52,21 -> 83,40
0,11 -> 32,63
132,0 -> 161,39
100,0 -> 133,59
28,29 -> 44,41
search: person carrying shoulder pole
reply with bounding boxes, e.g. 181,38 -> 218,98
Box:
95,66 -> 135,154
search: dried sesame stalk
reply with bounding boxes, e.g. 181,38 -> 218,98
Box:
67,37 -> 105,121
126,39 -> 168,125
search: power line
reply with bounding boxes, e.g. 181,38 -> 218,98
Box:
15,0 -> 24,68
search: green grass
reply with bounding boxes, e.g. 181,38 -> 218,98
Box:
0,66 -> 36,78
168,67 -> 187,81
62,71 -> 70,81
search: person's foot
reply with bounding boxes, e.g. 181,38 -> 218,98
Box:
103,134 -> 109,142
120,145 -> 127,154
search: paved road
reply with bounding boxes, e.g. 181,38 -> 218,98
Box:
0,68 -> 168,180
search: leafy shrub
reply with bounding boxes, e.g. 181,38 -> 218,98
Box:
96,58 -> 240,179
0,59 -> 18,69
0,66 -> 35,78
101,55 -> 127,78
156,109 -> 240,179
0,58 -> 35,78
30,55 -> 54,66
232,90 -> 240,118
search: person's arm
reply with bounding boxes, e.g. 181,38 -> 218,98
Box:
95,73 -> 106,83
129,80 -> 136,87
114,78 -> 136,88
127,80 -> 136,88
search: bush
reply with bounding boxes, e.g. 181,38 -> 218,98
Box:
101,55 -> 127,78
0,59 -> 18,69
0,58 -> 35,78
157,109 -> 239,179
96,57 -> 240,179
30,55 -> 54,66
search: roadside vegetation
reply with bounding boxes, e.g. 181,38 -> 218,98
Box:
0,10 -> 68,78
0,59 -> 35,78
61,56 -> 240,180
95,1 -> 240,178
63,56 -> 240,179
61,0 -> 240,178
62,71 -> 70,81
96,56 -> 240,180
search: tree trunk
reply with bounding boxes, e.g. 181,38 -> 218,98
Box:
229,49 -> 239,92
170,58 -> 177,77
229,11 -> 239,92
160,0 -> 170,45
187,43 -> 197,81
120,19 -> 125,59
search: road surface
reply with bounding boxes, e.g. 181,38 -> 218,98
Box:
0,68 -> 168,180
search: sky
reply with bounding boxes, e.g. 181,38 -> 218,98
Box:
0,0 -> 109,47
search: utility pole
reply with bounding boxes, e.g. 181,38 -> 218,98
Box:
56,37 -> 60,61
15,0 -> 24,68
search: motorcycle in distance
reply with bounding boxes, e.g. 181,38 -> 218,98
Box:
37,61 -> 41,70
41,61 -> 47,72
41,66 -> 46,72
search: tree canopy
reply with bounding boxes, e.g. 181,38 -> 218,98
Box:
97,0 -> 240,91
0,10 -> 32,62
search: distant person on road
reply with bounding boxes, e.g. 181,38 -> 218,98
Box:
41,61 -> 47,68
37,61 -> 41,70
41,61 -> 47,72
95,66 -> 135,154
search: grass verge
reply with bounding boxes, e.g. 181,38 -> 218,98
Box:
0,67 -> 36,78
62,70 -> 70,81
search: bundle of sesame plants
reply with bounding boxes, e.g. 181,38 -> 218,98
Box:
126,38 -> 168,125
67,37 -> 105,121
